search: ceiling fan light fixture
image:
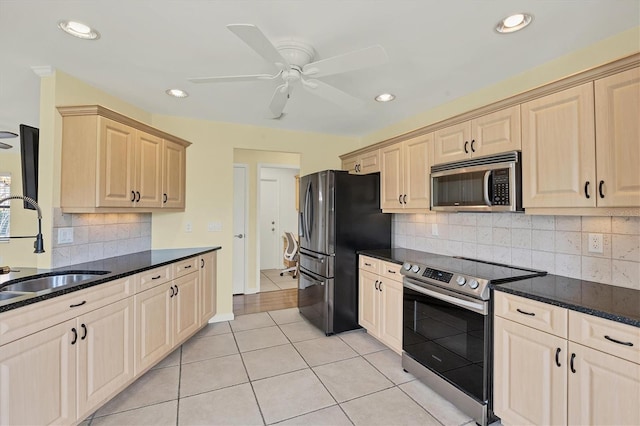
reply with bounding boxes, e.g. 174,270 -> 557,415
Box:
0,131 -> 18,139
495,13 -> 533,33
166,88 -> 189,98
375,93 -> 395,102
58,20 -> 100,40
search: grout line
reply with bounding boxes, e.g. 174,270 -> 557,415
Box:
175,345 -> 183,426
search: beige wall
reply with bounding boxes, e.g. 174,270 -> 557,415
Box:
361,26 -> 640,145
149,115 -> 359,316
233,149 -> 300,293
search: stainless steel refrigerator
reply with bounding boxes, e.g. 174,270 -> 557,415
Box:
298,170 -> 391,334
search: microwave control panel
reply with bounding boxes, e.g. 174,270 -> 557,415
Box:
492,169 -> 510,205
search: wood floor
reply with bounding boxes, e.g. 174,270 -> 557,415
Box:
233,288 -> 298,315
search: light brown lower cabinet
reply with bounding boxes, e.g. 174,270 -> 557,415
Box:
358,256 -> 403,353
0,252 -> 218,426
494,292 -> 640,426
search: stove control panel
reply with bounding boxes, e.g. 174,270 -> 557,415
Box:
400,261 -> 491,300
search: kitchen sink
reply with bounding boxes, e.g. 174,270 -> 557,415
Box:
0,271 -> 110,294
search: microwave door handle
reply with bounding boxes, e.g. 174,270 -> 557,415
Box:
483,170 -> 492,206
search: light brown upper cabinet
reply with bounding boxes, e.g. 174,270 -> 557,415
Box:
523,68 -> 640,209
342,149 -> 380,174
594,67 -> 640,207
433,105 -> 521,164
380,133 -> 433,211
59,106 -> 190,212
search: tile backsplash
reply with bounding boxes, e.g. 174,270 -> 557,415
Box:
51,208 -> 151,268
392,213 -> 640,290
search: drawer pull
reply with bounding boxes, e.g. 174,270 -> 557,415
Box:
555,347 -> 561,367
70,301 -> 87,308
516,308 -> 535,316
201,258 -> 205,268
604,335 -> 633,347
151,275 -> 162,280
570,353 -> 576,373
184,265 -> 192,269
387,269 -> 396,274
364,262 -> 372,267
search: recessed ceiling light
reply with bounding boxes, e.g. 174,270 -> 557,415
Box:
58,20 -> 100,40
375,93 -> 396,102
166,89 -> 189,98
495,13 -> 533,33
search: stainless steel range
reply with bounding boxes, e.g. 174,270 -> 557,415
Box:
400,255 -> 545,426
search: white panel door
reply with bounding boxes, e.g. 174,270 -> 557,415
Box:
260,178 -> 280,270
233,165 -> 247,294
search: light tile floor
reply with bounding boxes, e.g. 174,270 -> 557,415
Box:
82,308 -> 480,426
260,269 -> 298,292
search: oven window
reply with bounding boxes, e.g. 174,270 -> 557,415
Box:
403,287 -> 489,401
432,171 -> 486,207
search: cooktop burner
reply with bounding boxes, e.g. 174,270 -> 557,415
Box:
400,256 -> 546,301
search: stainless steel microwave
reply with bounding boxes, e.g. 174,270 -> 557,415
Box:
430,151 -> 523,212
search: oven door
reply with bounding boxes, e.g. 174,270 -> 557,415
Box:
403,278 -> 490,403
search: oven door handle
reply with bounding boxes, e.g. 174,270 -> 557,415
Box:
403,280 -> 488,315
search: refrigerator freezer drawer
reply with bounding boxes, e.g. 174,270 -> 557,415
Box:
298,268 -> 333,334
299,248 -> 334,278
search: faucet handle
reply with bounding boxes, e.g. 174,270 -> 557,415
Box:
0,266 -> 11,274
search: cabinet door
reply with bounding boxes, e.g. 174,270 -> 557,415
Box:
163,139 -> 186,209
134,282 -> 173,374
358,270 -> 379,336
359,150 -> 380,174
403,134 -> 432,209
595,67 -> 640,207
380,142 -> 404,210
199,252 -> 217,325
472,105 -> 521,157
521,83 -> 596,208
433,121 -> 471,164
568,342 -> 640,426
379,278 -> 403,354
0,320 -> 77,426
76,298 -> 134,419
135,131 -> 163,208
494,317 -> 567,426
173,272 -> 200,343
98,117 -> 136,207
342,155 -> 359,174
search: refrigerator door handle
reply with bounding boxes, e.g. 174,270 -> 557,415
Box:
305,181 -> 313,239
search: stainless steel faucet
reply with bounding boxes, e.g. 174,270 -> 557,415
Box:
0,195 -> 45,254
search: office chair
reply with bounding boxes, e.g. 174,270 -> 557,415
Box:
280,231 -> 299,278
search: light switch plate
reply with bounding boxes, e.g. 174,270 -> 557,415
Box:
208,222 -> 222,232
57,227 -> 74,244
185,222 -> 192,233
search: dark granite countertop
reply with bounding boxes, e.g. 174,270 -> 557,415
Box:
492,275 -> 640,328
360,248 -> 639,328
0,247 -> 221,313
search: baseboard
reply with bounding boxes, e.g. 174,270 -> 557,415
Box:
209,312 -> 234,322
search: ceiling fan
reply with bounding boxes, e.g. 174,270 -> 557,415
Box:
188,24 -> 388,119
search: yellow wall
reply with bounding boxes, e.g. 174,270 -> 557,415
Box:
233,149 -> 300,293
361,26 -> 640,145
149,115 -> 359,316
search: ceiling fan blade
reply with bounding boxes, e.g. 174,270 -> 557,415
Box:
267,84 -> 290,119
188,73 -> 278,84
302,79 -> 364,110
302,45 -> 388,78
227,24 -> 289,69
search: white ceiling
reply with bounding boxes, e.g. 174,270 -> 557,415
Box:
0,0 -> 638,142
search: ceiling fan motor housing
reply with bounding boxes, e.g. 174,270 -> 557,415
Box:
275,40 -> 315,67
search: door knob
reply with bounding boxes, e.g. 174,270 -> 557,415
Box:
234,234 -> 244,239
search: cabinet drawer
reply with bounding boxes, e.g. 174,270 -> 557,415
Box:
569,310 -> 639,364
136,265 -> 173,293
359,256 -> 380,274
0,276 -> 134,346
494,292 -> 568,338
380,261 -> 402,283
174,257 -> 198,278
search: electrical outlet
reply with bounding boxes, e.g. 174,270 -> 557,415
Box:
57,227 -> 74,244
431,223 -> 439,236
588,233 -> 603,253
185,222 -> 192,233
